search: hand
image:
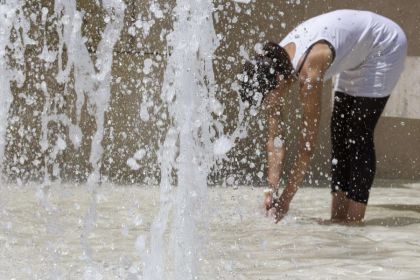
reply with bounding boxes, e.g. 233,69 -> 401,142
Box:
273,196 -> 290,223
263,189 -> 275,212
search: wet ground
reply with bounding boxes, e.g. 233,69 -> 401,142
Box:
0,180 -> 419,279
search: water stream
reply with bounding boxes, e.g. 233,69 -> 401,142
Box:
0,0 -> 229,278
143,1 -> 222,279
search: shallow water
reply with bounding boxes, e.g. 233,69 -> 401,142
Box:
1,181 -> 419,279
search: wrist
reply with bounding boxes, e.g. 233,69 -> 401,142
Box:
265,186 -> 280,197
268,181 -> 279,193
263,188 -> 273,193
281,184 -> 298,201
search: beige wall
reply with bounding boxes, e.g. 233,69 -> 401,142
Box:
3,0 -> 419,184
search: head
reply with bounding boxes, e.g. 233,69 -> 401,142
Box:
239,42 -> 294,106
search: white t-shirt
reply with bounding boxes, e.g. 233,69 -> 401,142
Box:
280,9 -> 407,97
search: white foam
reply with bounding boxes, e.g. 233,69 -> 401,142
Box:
134,149 -> 146,161
127,158 -> 141,171
214,136 -> 234,155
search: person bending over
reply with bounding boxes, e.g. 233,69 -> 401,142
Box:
240,9 -> 407,223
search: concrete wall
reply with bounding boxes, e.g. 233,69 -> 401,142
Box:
2,0 -> 419,184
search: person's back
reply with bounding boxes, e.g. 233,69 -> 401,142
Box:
280,9 -> 407,96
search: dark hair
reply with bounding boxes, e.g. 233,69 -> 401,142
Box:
239,42 -> 294,105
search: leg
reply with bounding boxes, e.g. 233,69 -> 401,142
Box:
333,40 -> 405,223
330,92 -> 351,222
331,194 -> 366,224
344,95 -> 389,222
346,199 -> 367,223
331,191 -> 349,222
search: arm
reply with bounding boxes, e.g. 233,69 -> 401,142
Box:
263,87 -> 287,211
275,52 -> 328,221
275,43 -> 334,221
266,91 -> 286,194
279,73 -> 322,205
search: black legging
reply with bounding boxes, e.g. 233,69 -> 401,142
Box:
330,91 -> 389,204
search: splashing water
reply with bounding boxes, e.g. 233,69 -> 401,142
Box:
0,0 -> 246,278
143,0 -> 221,279
0,0 -> 26,180
53,0 -> 126,277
